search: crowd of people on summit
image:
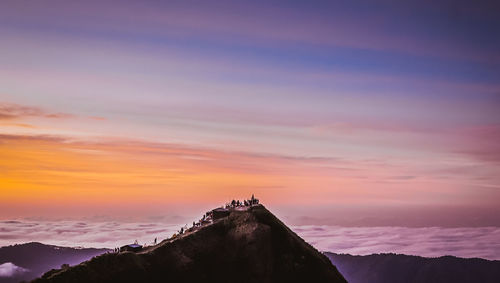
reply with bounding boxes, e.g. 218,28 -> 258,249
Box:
179,194 -> 259,235
226,194 -> 260,209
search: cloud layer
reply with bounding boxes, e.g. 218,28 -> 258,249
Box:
0,220 -> 181,249
293,225 -> 500,260
1,220 -> 499,260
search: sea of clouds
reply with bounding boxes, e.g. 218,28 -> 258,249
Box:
293,225 -> 500,260
0,220 -> 181,249
1,220 -> 499,260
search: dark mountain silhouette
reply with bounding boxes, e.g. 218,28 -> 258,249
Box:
326,252 -> 500,283
0,242 -> 107,283
31,204 -> 346,283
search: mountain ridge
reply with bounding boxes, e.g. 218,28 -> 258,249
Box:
326,252 -> 500,283
0,242 -> 107,283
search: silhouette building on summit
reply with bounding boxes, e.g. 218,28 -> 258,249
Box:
210,194 -> 260,220
212,207 -> 231,220
120,243 -> 142,253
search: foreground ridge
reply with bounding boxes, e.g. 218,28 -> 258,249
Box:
32,203 -> 346,283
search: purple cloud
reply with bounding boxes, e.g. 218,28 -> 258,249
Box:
0,262 -> 28,277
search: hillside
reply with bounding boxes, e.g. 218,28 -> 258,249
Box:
0,242 -> 107,283
326,252 -> 500,283
32,204 -> 346,283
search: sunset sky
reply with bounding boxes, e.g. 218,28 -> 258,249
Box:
1,0 -> 499,226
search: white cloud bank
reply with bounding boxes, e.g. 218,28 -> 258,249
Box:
293,225 -> 500,260
1,220 -> 499,260
0,262 -> 28,277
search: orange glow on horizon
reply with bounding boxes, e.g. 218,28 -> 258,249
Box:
2,133 -> 496,219
0,135 -> 352,216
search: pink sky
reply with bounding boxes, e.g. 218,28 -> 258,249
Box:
1,0 -> 499,228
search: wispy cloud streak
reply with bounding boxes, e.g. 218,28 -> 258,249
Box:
0,102 -> 74,120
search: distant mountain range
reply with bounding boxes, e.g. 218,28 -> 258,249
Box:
326,252 -> 500,283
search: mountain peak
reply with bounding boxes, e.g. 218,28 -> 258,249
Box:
32,203 -> 346,283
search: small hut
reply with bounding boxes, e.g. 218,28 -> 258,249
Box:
212,207 -> 230,220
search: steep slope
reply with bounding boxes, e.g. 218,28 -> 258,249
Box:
0,242 -> 107,283
326,252 -> 500,283
33,205 -> 346,283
